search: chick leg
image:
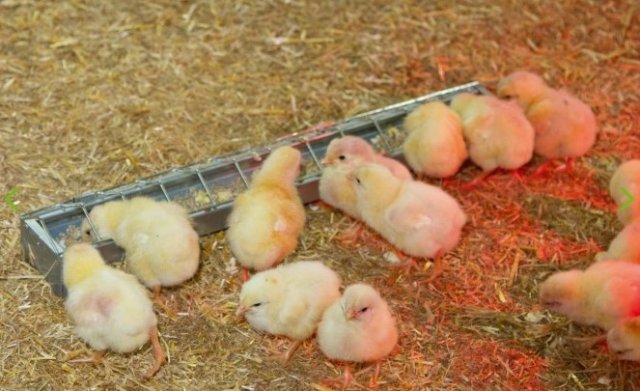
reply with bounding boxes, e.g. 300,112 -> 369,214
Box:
240,267 -> 251,282
152,285 -> 163,305
369,361 -> 382,390
144,325 -> 166,378
341,365 -> 354,391
425,251 -> 445,282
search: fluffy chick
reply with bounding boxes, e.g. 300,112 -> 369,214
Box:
226,146 -> 306,276
63,243 -> 165,377
323,136 -> 412,180
236,261 -> 341,362
497,70 -> 598,160
609,160 -> 640,225
317,283 -> 398,388
319,136 -> 411,222
319,162 -> 361,219
353,163 -> 466,262
83,197 -> 200,300
595,218 -> 640,263
402,100 -> 467,178
608,317 -> 640,361
450,92 -> 535,174
539,260 -> 640,330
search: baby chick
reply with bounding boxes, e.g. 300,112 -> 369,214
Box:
322,136 -> 412,180
319,162 -> 361,219
539,260 -> 640,330
595,218 -> 640,263
226,146 -> 306,279
608,317 -> 640,361
402,100 -> 467,178
352,163 -> 466,278
609,160 -> 640,225
236,261 -> 341,362
450,92 -> 535,186
317,283 -> 398,389
83,197 -> 200,301
497,71 -> 598,170
319,136 -> 411,242
63,243 -> 165,378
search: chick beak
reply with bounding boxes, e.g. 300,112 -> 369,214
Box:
320,157 -> 330,165
235,305 -> 248,320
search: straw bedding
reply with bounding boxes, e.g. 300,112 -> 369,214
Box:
1,0 -> 639,389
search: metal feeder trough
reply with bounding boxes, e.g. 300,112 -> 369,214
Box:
20,81 -> 489,296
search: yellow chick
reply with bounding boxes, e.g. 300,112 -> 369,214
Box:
353,164 -> 466,266
402,100 -> 468,178
595,219 -> 640,263
323,135 -> 412,180
539,260 -> 640,330
317,283 -> 398,389
236,261 -> 341,362
318,162 -> 362,219
319,136 -> 412,224
609,160 -> 640,225
63,243 -> 165,378
497,71 -> 598,163
450,93 -> 535,179
226,146 -> 306,279
608,317 -> 640,361
83,197 -> 200,301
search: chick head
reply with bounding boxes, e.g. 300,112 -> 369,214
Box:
497,71 -> 546,108
352,163 -> 400,198
63,243 -> 106,288
420,100 -> 451,116
539,270 -> 583,318
608,317 -> 640,361
257,146 -> 302,184
323,136 -> 375,165
449,92 -> 477,115
82,201 -> 125,240
341,283 -> 384,322
236,271 -> 283,322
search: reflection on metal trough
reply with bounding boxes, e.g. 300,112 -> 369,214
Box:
20,81 -> 489,296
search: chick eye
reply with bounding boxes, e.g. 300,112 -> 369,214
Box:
359,306 -> 369,313
251,302 -> 262,308
338,155 -> 346,161
355,178 -> 362,185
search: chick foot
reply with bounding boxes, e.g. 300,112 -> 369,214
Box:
389,254 -> 420,274
568,333 -> 607,349
266,340 -> 302,364
144,325 -> 166,378
323,365 -> 364,391
461,170 -> 493,190
425,253 -> 444,283
337,222 -> 365,246
554,157 -> 575,173
68,349 -> 106,364
152,286 -> 178,319
532,158 -> 574,177
369,361 -> 382,390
